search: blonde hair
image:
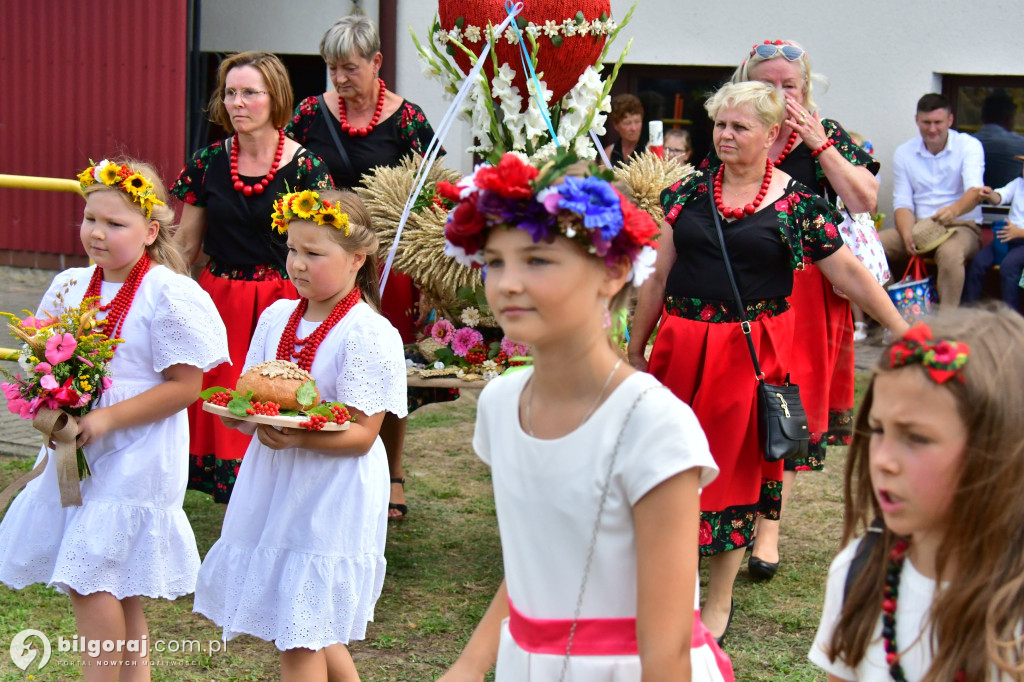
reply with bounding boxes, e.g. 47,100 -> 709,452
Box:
207,51 -> 294,131
832,304 -> 1024,681
82,157 -> 187,275
705,81 -> 785,130
313,190 -> 381,312
731,40 -> 827,111
319,14 -> 381,65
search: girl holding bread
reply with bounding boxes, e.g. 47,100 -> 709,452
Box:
193,189 -> 407,682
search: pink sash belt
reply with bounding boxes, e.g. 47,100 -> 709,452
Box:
507,599 -> 735,679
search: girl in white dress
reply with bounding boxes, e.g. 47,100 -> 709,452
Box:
809,307 -> 1024,681
0,157 -> 229,679
436,155 -> 734,681
193,190 -> 406,682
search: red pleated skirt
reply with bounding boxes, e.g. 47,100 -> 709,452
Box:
787,265 -> 855,432
648,310 -> 792,517
188,268 -> 298,461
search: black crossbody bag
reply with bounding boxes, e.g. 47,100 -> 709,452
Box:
709,203 -> 810,462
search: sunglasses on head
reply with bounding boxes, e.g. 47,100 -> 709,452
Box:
750,41 -> 805,61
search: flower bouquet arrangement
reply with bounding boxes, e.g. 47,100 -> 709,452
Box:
1,286 -> 121,480
408,285 -> 531,382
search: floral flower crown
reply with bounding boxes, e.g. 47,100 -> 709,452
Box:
437,152 -> 660,286
77,160 -> 166,219
271,190 -> 350,235
888,323 -> 970,384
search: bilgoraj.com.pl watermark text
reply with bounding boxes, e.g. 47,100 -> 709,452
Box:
9,629 -> 225,671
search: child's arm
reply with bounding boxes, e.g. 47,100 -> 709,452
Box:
633,468 -> 701,682
436,579 -> 508,681
76,364 -> 203,448
253,406 -> 386,456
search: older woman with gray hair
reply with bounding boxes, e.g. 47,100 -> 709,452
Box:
628,81 -> 905,646
286,14 -> 449,522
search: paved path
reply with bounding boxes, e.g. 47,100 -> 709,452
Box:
0,265 -> 886,458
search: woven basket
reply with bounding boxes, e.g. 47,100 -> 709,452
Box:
417,337 -> 447,363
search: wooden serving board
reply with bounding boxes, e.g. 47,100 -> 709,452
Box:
405,376 -> 489,389
202,402 -> 350,431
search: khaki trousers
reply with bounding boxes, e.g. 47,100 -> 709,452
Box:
879,221 -> 982,305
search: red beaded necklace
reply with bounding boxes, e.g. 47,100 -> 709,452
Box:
84,252 -> 152,345
276,287 -> 362,371
713,159 -> 774,220
881,540 -> 966,682
338,78 -> 386,137
773,130 -> 800,167
230,129 -> 285,196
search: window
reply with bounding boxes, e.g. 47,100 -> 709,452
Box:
941,74 -> 1024,134
606,64 -> 734,163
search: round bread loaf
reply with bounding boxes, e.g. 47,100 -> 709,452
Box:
235,360 -> 319,411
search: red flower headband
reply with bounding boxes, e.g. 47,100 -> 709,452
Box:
888,323 -> 970,384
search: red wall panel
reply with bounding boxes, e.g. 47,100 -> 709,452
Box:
0,1 -> 188,258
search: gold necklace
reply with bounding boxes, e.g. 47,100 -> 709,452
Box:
524,359 -> 623,438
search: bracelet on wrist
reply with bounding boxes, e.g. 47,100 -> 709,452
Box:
810,139 -> 836,157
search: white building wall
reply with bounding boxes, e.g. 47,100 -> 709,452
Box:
202,0 -> 1024,217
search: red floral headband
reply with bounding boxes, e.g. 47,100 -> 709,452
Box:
888,323 -> 970,384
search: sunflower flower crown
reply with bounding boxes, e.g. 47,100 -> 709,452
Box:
271,190 -> 350,235
77,160 -> 166,219
437,152 -> 660,286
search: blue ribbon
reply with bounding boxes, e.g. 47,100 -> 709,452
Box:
505,0 -> 560,147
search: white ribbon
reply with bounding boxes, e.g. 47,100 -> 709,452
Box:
379,3 -> 525,294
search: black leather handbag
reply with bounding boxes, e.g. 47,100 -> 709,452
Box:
710,204 -> 809,462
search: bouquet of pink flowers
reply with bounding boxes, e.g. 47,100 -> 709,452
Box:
411,285 -> 531,380
1,288 -> 121,479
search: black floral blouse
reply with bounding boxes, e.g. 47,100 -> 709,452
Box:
660,170 -> 845,322
285,96 -> 438,189
170,141 -> 332,271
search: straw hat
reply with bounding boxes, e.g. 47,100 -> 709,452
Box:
912,218 -> 953,253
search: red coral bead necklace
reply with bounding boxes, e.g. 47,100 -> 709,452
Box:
231,129 -> 285,196
338,78 -> 386,137
713,158 -> 773,220
84,251 -> 152,346
276,286 -> 362,371
773,130 -> 799,167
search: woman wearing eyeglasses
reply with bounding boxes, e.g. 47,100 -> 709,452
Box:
715,41 -> 881,583
286,15 -> 454,522
629,81 -> 904,648
171,51 -> 332,503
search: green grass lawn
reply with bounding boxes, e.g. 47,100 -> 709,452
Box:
0,377 -> 870,680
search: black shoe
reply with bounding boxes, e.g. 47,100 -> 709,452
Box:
388,478 -> 408,521
714,599 -> 735,648
748,554 -> 780,581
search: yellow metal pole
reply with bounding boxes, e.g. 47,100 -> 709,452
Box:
0,174 -> 84,196
0,175 -> 85,361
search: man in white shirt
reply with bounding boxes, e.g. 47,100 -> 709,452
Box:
880,93 -> 985,305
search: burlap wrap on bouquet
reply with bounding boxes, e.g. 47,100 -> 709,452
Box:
0,407 -> 83,515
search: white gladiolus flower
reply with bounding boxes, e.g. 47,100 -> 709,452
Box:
573,135 -> 597,160
496,63 -> 517,85
630,246 -> 658,286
